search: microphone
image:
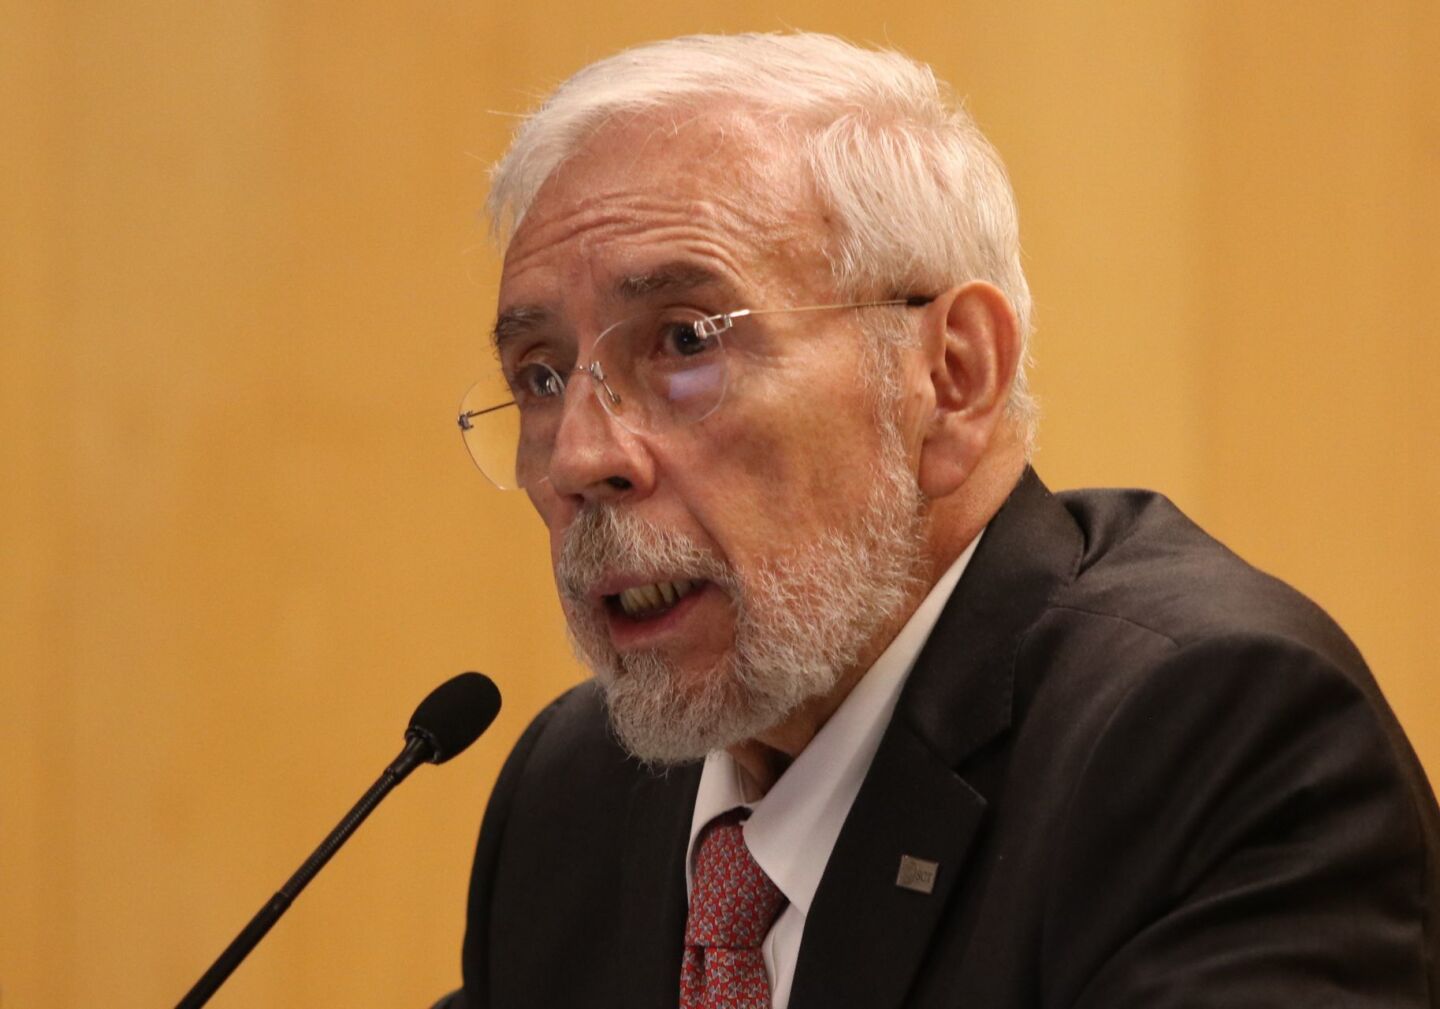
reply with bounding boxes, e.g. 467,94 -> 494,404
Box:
176,672 -> 502,1009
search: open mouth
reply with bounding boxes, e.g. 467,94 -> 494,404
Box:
605,578 -> 703,620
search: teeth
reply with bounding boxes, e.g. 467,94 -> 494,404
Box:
617,579 -> 699,617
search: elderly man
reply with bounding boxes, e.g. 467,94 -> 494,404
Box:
450,32 -> 1439,1009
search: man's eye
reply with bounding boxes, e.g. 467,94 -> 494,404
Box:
511,362 -> 565,401
659,320 -> 716,357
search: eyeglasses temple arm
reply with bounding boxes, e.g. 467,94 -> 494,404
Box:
736,295 -> 934,322
458,400 -> 516,431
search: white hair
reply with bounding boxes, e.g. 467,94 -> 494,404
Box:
488,31 -> 1039,440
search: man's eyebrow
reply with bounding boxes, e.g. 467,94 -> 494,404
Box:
615,262 -> 728,300
491,305 -> 551,351
492,264 -> 729,351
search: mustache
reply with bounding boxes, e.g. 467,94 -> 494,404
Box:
556,507 -> 735,604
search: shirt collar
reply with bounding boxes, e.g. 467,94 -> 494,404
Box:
686,532 -> 983,915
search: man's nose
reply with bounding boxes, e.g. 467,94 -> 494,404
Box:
542,373 -> 654,503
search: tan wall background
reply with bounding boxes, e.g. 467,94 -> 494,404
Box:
3,2 -> 1436,1006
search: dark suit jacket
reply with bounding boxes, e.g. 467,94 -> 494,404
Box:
459,471 -> 1440,1008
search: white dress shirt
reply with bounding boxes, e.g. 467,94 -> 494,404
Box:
684,533 -> 982,1008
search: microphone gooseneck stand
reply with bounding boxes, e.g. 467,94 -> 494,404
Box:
175,733 -> 433,1009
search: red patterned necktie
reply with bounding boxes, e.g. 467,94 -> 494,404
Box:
679,809 -> 788,1009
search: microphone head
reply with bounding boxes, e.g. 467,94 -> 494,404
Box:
407,672 -> 502,764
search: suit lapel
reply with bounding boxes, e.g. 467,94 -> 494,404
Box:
900,469 -> 1083,768
788,722 -> 988,1009
617,761 -> 700,1009
789,469 -> 1083,1009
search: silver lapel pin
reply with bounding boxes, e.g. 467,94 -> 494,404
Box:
895,854 -> 940,894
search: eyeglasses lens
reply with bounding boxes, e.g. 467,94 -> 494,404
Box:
458,307 -> 730,490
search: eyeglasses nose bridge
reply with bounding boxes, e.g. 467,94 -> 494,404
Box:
581,360 -> 622,408
544,361 -> 623,470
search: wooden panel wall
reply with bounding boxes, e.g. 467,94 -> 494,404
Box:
3,3 -> 1435,1006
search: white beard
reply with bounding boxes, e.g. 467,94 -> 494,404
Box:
555,427 -> 926,766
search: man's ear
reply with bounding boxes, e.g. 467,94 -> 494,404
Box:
916,281 -> 1021,498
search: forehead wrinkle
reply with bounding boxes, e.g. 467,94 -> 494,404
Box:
501,112 -> 830,320
514,187 -> 777,263
507,210 -> 761,308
